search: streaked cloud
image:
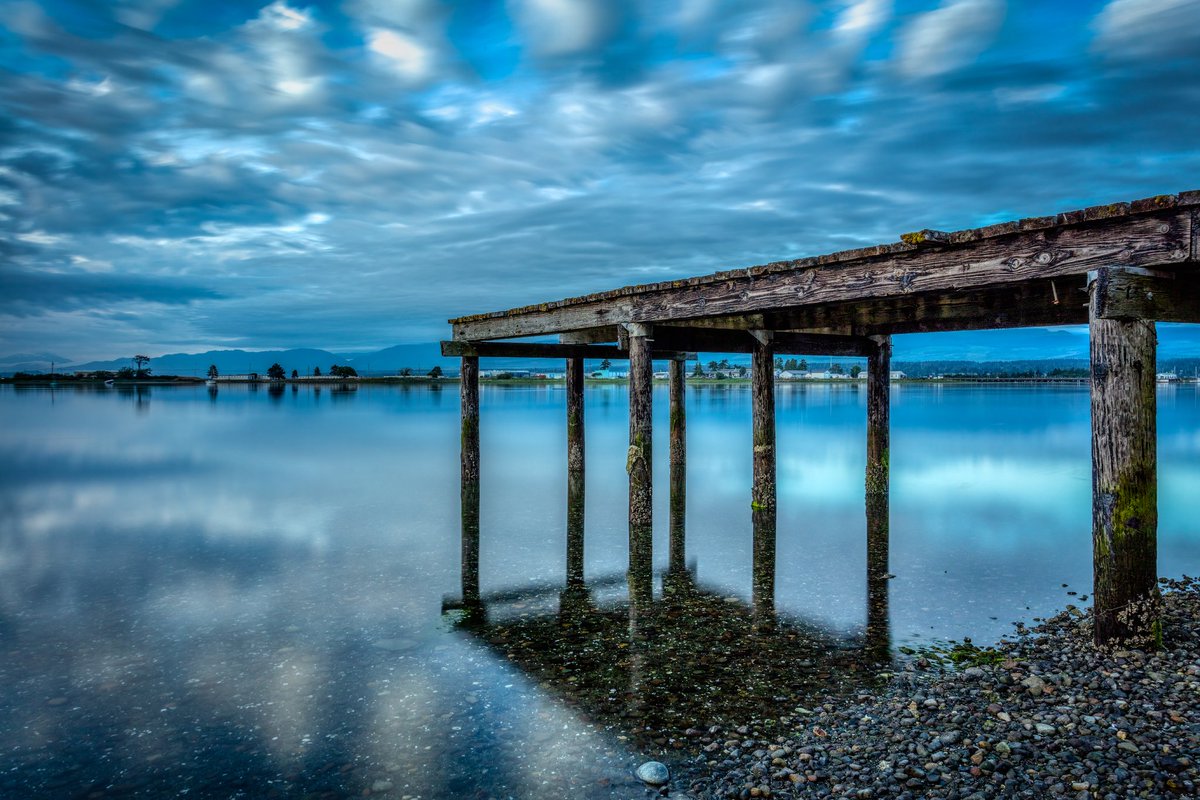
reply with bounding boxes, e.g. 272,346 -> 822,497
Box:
897,0 -> 1005,78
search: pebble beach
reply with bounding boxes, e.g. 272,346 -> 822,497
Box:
672,577 -> 1200,800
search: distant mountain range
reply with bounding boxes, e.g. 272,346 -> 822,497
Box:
4,325 -> 1199,376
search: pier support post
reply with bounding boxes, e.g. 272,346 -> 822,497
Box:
567,356 -> 585,473
866,336 -> 891,500
627,324 -> 654,608
460,356 -> 481,606
751,332 -> 776,622
751,331 -> 776,511
866,336 -> 891,658
668,359 -> 687,576
1089,269 -> 1159,647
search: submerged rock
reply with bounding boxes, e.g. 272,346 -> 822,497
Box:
636,760 -> 670,786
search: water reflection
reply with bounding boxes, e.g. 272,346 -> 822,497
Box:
448,470 -> 890,758
1,382 -> 1196,799
866,492 -> 891,663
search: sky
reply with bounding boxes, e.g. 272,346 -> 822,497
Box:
1,0 -> 1199,362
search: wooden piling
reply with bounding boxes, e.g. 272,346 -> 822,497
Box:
670,359 -> 686,466
751,332 -> 775,511
1089,271 -> 1159,647
567,356 -> 585,473
668,359 -> 687,576
460,356 -> 480,605
566,468 -> 585,587
628,325 -> 654,587
866,335 -> 891,498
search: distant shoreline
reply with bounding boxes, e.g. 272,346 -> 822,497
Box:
6,375 -> 1197,388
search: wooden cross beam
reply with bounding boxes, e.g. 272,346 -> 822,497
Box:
644,327 -> 878,357
1089,268 -> 1200,323
440,340 -> 693,361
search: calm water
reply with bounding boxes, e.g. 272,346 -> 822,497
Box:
1,381 -> 1198,798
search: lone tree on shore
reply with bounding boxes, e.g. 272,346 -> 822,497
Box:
133,355 -> 150,377
428,365 -> 443,378
291,369 -> 299,379
267,363 -> 286,381
207,364 -> 219,379
313,366 -> 322,377
600,359 -> 611,371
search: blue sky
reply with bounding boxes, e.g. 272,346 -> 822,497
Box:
2,0 -> 1199,361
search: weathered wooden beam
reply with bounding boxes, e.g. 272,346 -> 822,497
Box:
628,325 -> 654,578
566,356 -> 584,473
657,279 -> 1087,336
451,210 -> 1191,340
559,327 -> 620,344
440,340 -> 689,361
1088,272 -> 1159,648
1089,267 -> 1200,323
460,356 -> 480,605
647,326 -> 876,356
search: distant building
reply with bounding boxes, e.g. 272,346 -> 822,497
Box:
890,370 -> 907,380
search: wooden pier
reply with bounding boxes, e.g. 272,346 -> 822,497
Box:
444,191 -> 1200,648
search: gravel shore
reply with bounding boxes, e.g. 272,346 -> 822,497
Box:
676,576 -> 1200,799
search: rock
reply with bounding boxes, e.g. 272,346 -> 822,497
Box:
636,761 -> 670,786
1034,723 -> 1056,735
1020,676 -> 1047,695
371,779 -> 394,792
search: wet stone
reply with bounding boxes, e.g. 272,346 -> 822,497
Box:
636,761 -> 670,786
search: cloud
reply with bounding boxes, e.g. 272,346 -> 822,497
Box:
1,0 -> 1198,361
1092,0 -> 1200,60
366,28 -> 434,83
507,0 -> 627,57
896,0 -> 1006,79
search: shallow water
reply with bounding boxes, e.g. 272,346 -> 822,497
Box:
1,381 -> 1197,798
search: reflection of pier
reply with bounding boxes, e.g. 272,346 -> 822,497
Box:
445,192 -> 1200,648
444,466 -> 890,744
